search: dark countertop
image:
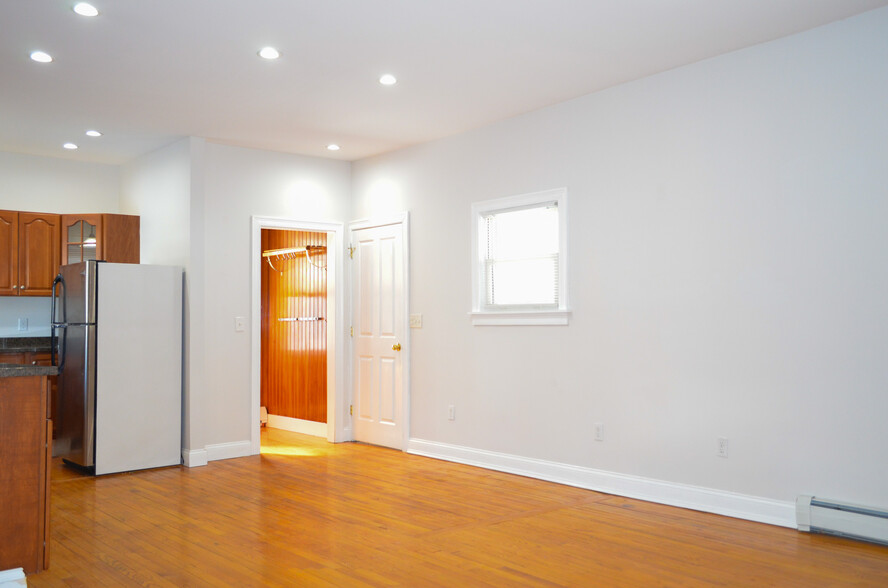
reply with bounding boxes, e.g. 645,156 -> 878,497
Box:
0,363 -> 58,378
0,337 -> 57,377
0,336 -> 53,353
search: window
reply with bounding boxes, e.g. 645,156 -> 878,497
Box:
471,188 -> 569,325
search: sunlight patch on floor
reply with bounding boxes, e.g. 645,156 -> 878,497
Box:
259,445 -> 323,457
260,426 -> 331,457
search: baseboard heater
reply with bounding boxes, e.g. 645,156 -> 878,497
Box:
797,495 -> 888,545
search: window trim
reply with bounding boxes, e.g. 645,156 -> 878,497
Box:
470,188 -> 570,326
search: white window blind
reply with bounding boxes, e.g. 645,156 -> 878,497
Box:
483,203 -> 559,308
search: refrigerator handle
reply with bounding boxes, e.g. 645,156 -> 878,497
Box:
58,327 -> 67,371
51,273 -> 65,367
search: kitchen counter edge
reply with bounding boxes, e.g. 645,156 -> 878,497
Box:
0,364 -> 59,378
0,336 -> 53,353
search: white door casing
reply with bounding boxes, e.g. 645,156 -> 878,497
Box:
350,215 -> 409,450
250,216 -> 346,455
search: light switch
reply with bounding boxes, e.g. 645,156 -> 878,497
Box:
234,316 -> 246,332
409,314 -> 423,329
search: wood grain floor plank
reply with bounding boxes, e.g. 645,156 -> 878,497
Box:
25,428 -> 888,587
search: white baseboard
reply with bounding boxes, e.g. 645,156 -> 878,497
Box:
182,448 -> 208,468
183,441 -> 252,467
206,440 -> 253,462
267,414 -> 327,438
407,438 -> 796,529
0,566 -> 26,585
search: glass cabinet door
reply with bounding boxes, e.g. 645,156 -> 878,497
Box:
63,217 -> 101,264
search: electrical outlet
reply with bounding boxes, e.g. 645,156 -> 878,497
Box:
410,314 -> 423,328
18,318 -> 28,331
234,316 -> 246,332
448,405 -> 455,421
594,422 -> 604,442
717,437 -> 729,458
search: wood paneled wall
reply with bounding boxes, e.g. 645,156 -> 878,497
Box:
261,229 -> 327,423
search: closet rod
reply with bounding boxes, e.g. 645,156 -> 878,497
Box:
262,245 -> 326,258
277,316 -> 326,322
262,245 -> 327,272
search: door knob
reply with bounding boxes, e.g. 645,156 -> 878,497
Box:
392,343 -> 401,351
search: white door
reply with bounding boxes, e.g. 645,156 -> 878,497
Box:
351,218 -> 407,449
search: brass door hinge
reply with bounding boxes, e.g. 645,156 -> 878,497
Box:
348,244 -> 355,259
349,404 -> 353,416
350,326 -> 354,337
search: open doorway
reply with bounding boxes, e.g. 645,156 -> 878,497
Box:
250,217 -> 347,456
260,228 -> 328,440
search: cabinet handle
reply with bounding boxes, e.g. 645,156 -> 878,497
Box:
32,361 -> 37,365
20,285 -> 25,289
12,285 -> 17,289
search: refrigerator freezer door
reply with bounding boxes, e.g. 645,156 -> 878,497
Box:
94,263 -> 183,475
55,323 -> 97,468
59,261 -> 98,325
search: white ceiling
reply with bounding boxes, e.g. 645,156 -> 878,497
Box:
2,0 -> 886,165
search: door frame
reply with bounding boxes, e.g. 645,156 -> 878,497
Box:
348,212 -> 411,450
250,216 -> 347,454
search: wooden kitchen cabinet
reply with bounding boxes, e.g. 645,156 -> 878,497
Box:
61,213 -> 140,265
0,351 -> 59,439
1,210 -> 138,296
0,210 -> 60,296
32,352 -> 59,441
0,351 -> 27,364
0,210 -> 15,293
0,375 -> 52,574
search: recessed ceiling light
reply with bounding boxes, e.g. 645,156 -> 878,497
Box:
326,144 -> 341,151
63,143 -> 78,150
85,130 -> 102,137
258,47 -> 280,60
73,3 -> 99,17
379,74 -> 397,86
30,51 -> 53,63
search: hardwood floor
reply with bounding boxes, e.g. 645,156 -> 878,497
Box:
27,428 -> 888,587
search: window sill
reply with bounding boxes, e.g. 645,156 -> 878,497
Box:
469,309 -> 571,326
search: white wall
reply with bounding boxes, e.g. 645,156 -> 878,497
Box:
121,138 -> 192,267
0,151 -> 120,213
0,150 -> 122,336
0,297 -> 52,337
196,142 -> 351,449
121,140 -> 352,456
352,8 -> 888,509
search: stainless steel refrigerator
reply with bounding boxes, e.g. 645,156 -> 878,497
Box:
52,260 -> 183,475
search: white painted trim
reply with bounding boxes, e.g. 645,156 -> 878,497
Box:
797,495 -> 813,531
267,414 -> 328,438
407,438 -> 796,529
401,213 -> 411,451
0,567 -> 26,582
470,310 -> 571,326
349,212 -> 409,231
206,440 -> 252,462
182,448 -> 208,468
347,212 -> 411,450
250,216 -> 347,455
